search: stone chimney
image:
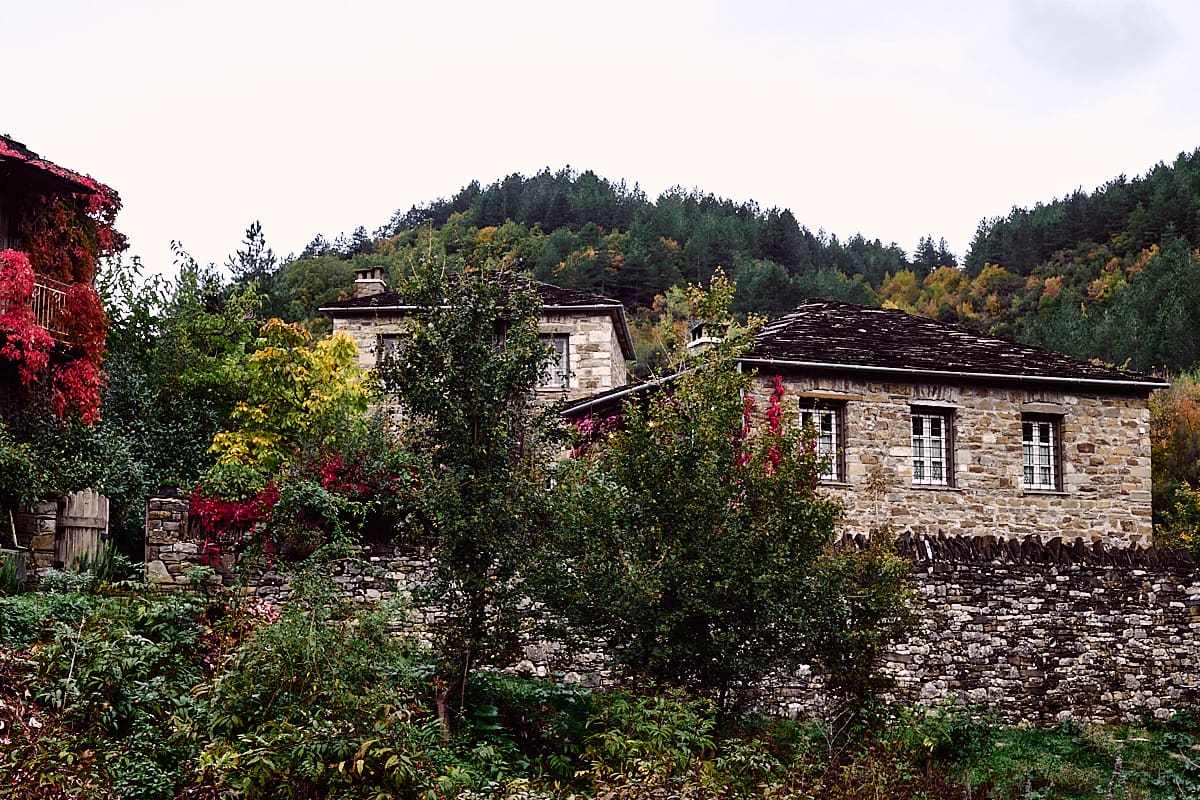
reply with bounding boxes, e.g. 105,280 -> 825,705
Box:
686,320 -> 723,353
353,266 -> 387,298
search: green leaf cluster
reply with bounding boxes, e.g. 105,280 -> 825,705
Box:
208,318 -> 376,477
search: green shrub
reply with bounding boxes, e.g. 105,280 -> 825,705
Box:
31,594 -> 204,735
893,702 -> 995,765
578,689 -> 719,796
2,591 -> 208,800
0,549 -> 26,596
463,672 -> 593,780
194,574 -> 453,798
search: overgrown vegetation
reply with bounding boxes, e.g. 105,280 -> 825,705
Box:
541,276 -> 915,718
373,262 -> 562,735
2,572 -> 1199,798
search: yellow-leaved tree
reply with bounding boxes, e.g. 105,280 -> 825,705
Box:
210,318 -> 376,476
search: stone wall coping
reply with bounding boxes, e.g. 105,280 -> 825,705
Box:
887,533 -> 1196,570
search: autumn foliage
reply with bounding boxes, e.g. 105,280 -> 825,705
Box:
1150,372 -> 1200,553
0,166 -> 123,423
0,250 -> 56,387
190,319 -> 413,561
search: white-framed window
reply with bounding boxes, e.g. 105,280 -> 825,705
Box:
800,401 -> 843,482
911,409 -> 952,486
538,333 -> 569,390
1022,415 -> 1059,490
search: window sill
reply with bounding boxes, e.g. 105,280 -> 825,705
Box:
910,484 -> 962,492
1020,488 -> 1068,496
818,480 -> 851,488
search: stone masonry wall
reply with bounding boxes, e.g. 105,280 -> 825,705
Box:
145,493 -> 231,587
13,501 -> 57,574
536,310 -> 628,401
333,309 -> 406,373
333,309 -> 627,404
747,373 -> 1153,547
881,534 -> 1200,725
146,496 -> 1198,722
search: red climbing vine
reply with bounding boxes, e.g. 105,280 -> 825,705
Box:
0,250 -> 55,387
0,166 -> 124,424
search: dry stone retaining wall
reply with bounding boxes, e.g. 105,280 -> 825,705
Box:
145,495 -> 1199,722
878,534 -> 1200,724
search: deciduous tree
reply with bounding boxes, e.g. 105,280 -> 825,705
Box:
375,261 -> 558,735
542,281 -> 914,715
209,319 -> 375,477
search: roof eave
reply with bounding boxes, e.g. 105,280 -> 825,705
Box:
559,371 -> 686,418
737,357 -> 1169,391
320,301 -> 622,314
320,303 -> 411,313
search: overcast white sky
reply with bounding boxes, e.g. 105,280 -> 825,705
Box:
5,0 -> 1199,277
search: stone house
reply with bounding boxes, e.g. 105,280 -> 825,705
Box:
150,298 -> 1194,722
566,299 -> 1167,548
320,268 -> 635,403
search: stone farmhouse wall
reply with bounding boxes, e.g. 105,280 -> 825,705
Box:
746,373 -> 1153,547
145,495 -> 1199,724
332,308 -> 627,404
331,309 -> 406,372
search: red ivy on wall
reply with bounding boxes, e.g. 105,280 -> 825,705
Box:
191,484 -> 283,548
0,250 -> 56,386
0,176 -> 123,424
20,187 -> 125,285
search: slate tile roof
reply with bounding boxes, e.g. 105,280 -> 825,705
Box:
743,299 -> 1166,388
562,300 -> 1167,419
0,135 -> 100,195
320,281 -> 623,311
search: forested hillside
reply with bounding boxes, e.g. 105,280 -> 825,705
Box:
277,168 -> 936,326
270,151 -> 1200,376
924,148 -> 1200,375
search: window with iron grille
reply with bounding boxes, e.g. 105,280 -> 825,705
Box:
911,409 -> 952,486
800,401 -> 843,482
376,334 -> 403,366
538,333 -> 569,390
1022,415 -> 1060,490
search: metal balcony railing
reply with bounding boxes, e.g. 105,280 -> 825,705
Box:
0,276 -> 72,344
32,277 -> 70,339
